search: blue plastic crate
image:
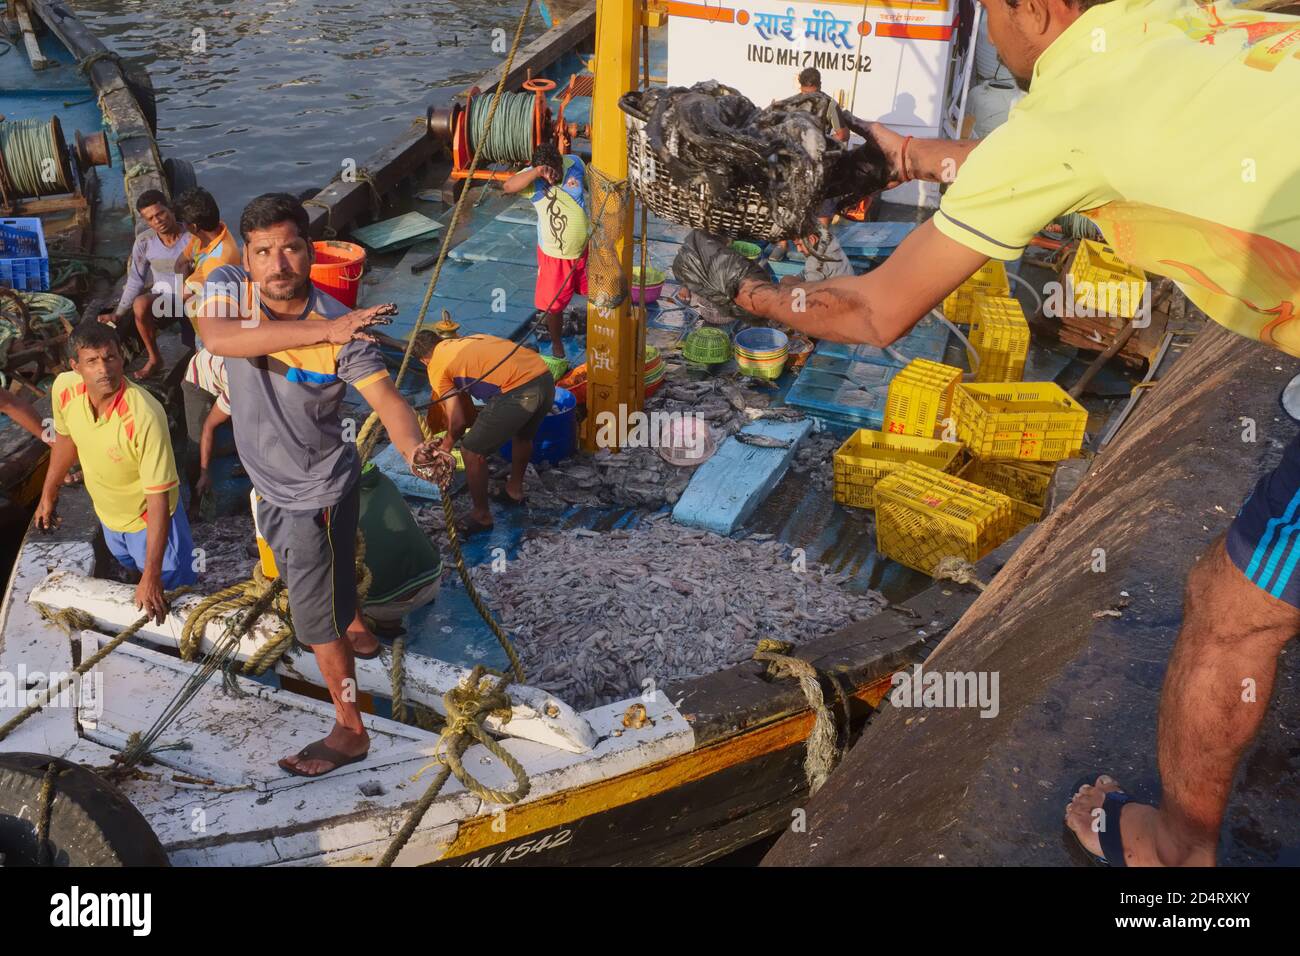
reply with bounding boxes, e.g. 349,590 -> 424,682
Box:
0,217 -> 50,292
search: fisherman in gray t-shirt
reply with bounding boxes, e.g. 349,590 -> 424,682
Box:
97,189 -> 192,380
196,193 -> 446,779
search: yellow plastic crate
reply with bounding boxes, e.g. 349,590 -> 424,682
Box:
874,463 -> 1016,576
1067,239 -> 1148,321
884,359 -> 963,438
833,429 -> 964,509
960,459 -> 1056,531
953,382 -> 1088,462
943,260 -> 1010,325
970,294 -> 1030,383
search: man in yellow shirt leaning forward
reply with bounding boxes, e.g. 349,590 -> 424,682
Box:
674,0 -> 1300,867
35,322 -> 197,624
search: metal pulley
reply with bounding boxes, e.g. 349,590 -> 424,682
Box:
0,116 -> 111,203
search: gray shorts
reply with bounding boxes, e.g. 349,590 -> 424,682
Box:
255,480 -> 360,646
462,372 -> 555,456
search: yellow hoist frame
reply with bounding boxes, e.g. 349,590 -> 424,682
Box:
582,0 -> 646,450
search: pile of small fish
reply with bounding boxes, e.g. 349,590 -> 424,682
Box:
470,511 -> 887,711
189,511 -> 265,591
789,430 -> 840,492
506,363 -> 810,510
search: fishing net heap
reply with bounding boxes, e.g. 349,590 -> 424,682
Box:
470,512 -> 887,711
627,81 -> 889,239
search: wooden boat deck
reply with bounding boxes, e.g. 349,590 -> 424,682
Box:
764,323 -> 1300,866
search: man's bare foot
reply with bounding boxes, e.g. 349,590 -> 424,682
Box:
278,723 -> 369,777
132,358 -> 162,380
1064,775 -> 1212,867
346,618 -> 381,658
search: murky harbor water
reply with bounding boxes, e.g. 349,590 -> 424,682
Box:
77,0 -> 540,217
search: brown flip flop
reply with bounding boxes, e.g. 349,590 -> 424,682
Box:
278,739 -> 369,778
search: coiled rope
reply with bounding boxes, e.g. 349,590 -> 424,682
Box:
378,665 -> 529,867
468,90 -> 538,165
0,119 -> 74,197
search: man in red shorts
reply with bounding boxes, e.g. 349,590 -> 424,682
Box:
503,143 -> 588,371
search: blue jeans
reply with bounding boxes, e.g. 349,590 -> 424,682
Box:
102,506 -> 199,589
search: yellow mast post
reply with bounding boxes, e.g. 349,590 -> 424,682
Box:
582,0 -> 645,451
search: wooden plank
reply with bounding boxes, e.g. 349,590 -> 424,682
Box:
15,2 -> 53,70
672,418 -> 814,534
350,211 -> 442,252
30,1 -> 168,210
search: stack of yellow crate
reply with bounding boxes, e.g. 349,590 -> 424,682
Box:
883,359 -> 963,438
969,294 -> 1030,383
859,273 -> 1094,574
873,463 -> 1016,576
832,429 -> 964,509
1067,239 -> 1148,323
943,260 -> 1010,325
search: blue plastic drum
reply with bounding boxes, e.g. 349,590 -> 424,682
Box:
501,386 -> 576,466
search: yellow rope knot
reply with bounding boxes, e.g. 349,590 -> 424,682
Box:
932,556 -> 988,592
32,602 -> 95,636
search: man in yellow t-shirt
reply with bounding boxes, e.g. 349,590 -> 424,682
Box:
673,0 -> 1300,867
412,330 -> 553,537
35,322 -> 197,624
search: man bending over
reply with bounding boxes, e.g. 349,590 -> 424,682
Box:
675,0 -> 1300,866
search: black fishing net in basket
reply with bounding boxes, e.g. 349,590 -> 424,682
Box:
620,81 -> 889,243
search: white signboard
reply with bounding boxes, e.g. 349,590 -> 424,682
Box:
666,0 -> 957,128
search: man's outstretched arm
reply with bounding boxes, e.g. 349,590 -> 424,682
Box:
196,297 -> 397,359
845,118 -> 981,187
359,376 -> 427,463
732,220 -> 990,346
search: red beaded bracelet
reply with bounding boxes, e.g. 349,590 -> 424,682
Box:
900,135 -> 915,183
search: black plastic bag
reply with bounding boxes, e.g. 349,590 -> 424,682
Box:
672,230 -> 768,313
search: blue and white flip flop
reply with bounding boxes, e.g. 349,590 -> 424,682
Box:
1067,776 -> 1133,867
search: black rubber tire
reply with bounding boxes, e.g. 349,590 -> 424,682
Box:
163,157 -> 198,199
0,753 -> 169,866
